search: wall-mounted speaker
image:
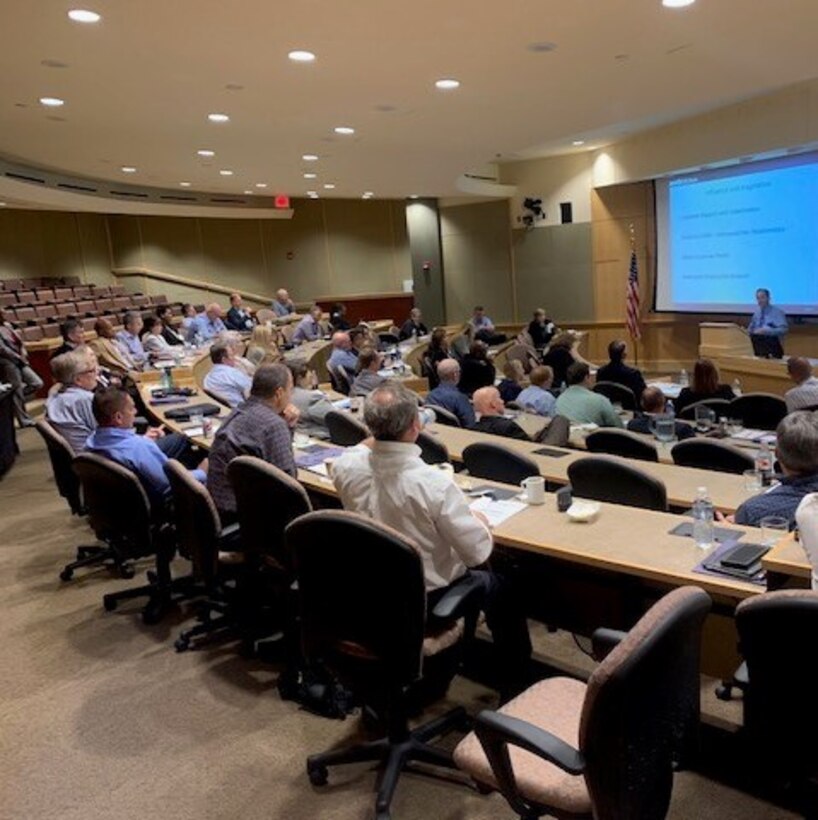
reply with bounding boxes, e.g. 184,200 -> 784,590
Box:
560,202 -> 573,224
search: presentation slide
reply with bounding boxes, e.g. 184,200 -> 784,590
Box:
656,152 -> 818,314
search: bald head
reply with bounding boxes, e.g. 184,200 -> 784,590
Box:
787,356 -> 813,385
206,303 -> 223,320
436,358 -> 460,383
332,331 -> 351,350
640,386 -> 666,414
276,288 -> 290,302
473,386 -> 504,417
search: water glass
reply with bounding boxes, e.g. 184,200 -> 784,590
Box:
760,515 -> 788,546
743,469 -> 762,494
189,412 -> 203,432
694,405 -> 715,432
728,418 -> 743,436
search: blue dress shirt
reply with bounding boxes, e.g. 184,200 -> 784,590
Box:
84,427 -> 205,504
328,347 -> 359,378
204,363 -> 252,407
425,382 -> 476,427
516,385 -> 557,417
192,314 -> 227,341
748,304 -> 788,337
292,316 -> 322,344
115,330 -> 147,366
272,300 -> 294,317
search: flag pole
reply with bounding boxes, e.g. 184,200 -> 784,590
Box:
629,222 -> 638,367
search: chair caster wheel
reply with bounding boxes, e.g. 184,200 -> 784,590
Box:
307,762 -> 328,787
59,568 -> 73,582
174,637 -> 190,653
715,685 -> 733,701
103,596 -> 117,611
142,598 -> 167,625
376,809 -> 392,820
119,563 -> 135,579
146,570 -> 158,584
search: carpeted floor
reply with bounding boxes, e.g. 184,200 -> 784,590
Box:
0,429 -> 800,819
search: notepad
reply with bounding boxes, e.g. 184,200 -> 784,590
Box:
469,497 -> 527,528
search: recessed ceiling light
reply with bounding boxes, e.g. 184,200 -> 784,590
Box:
179,182 -> 191,187
362,192 -> 374,199
68,9 -> 101,23
306,190 -> 318,196
435,79 -> 460,90
255,183 -> 268,188
333,126 -> 355,135
323,183 -> 335,189
662,0 -> 695,6
0,202 -> 6,207
243,190 -> 253,195
288,50 -> 316,62
302,154 -> 319,162
408,195 -> 420,199
39,97 -> 64,107
197,149 -> 215,157
303,172 -> 317,179
219,170 -> 233,176
208,113 -> 230,123
121,166 -> 137,173
572,140 -> 585,146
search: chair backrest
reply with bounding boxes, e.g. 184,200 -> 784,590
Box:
536,414 -> 570,447
325,410 -> 368,446
463,442 -> 539,486
326,361 -> 351,396
585,429 -> 658,462
21,326 -> 44,342
568,456 -> 668,511
286,510 -> 427,687
255,307 -> 274,324
164,459 -> 222,584
72,452 -> 155,555
279,324 -> 295,344
202,386 -> 233,408
580,587 -> 711,818
378,332 -> 400,348
424,403 -> 461,428
34,419 -> 83,515
676,398 -> 731,421
728,393 -> 788,431
735,590 -> 818,780
417,431 -> 450,465
228,455 -> 311,567
671,438 -> 755,474
505,343 -> 538,374
593,380 -> 638,411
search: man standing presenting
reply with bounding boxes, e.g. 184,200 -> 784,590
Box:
748,288 -> 788,359
332,383 -> 531,698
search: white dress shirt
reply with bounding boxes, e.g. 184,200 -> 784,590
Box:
143,331 -> 174,358
332,440 -> 493,591
795,493 -> 818,590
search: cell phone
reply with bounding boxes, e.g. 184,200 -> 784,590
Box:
719,542 -> 770,570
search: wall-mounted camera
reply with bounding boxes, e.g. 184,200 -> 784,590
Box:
521,197 -> 545,229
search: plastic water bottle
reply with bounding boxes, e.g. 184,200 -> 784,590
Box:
161,365 -> 173,390
666,399 -> 675,420
755,441 -> 773,487
679,368 -> 689,387
692,487 -> 715,549
732,378 -> 742,397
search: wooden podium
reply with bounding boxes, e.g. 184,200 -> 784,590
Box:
698,322 -> 753,359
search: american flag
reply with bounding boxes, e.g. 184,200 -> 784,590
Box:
625,249 -> 641,341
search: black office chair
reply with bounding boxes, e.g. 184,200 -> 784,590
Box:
585,429 -> 658,462
164,459 -> 242,651
535,415 -> 570,447
325,409 -> 368,446
73,453 -> 195,623
728,393 -> 787,431
287,510 -> 475,820
326,362 -> 351,396
453,587 -> 711,820
677,398 -> 731,421
378,332 -> 400,348
568,456 -> 668,511
424,403 -> 462,428
734,590 -> 818,807
463,442 -> 539,486
671,438 -> 755,474
417,431 -> 450,465
593,380 -> 638,411
202,386 -> 233,408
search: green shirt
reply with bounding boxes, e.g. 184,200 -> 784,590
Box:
554,385 -> 624,428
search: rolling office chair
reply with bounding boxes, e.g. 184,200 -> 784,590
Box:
423,403 -> 462,428
671,439 -> 755,474
592,380 -> 638,411
73,453 -> 196,624
535,415 -> 571,447
568,456 -> 668,511
453,587 -> 711,820
677,398 -> 731,421
164,460 -> 243,652
202,386 -> 233,408
417,431 -> 450,465
326,361 -> 352,396
728,393 -> 787,431
462,442 -> 539,486
325,409 -> 368,446
287,511 -> 481,820
585,429 -> 659,463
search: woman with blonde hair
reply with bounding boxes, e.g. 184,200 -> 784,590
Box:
245,324 -> 282,368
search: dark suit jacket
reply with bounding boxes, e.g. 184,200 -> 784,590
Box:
470,415 -> 530,441
596,361 -> 646,405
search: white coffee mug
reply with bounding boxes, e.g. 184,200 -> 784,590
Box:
520,475 -> 545,505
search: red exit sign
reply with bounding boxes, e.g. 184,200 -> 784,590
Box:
274,195 -> 290,209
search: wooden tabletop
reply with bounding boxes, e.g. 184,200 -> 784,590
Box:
762,534 -> 811,581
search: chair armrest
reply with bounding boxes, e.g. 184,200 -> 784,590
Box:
218,522 -> 242,551
591,627 -> 628,661
431,573 -> 485,620
474,710 -> 585,782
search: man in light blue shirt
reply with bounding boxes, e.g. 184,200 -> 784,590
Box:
292,304 -> 324,345
554,362 -> 624,428
516,365 -> 557,417
116,311 -> 147,369
84,387 -> 207,506
425,359 -> 476,427
748,288 -> 788,358
192,303 -> 228,341
203,341 -> 252,407
327,331 -> 359,379
272,288 -> 296,317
